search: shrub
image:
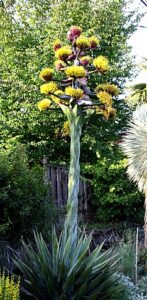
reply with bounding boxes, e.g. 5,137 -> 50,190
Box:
0,272 -> 20,300
117,230 -> 136,282
82,148 -> 144,222
14,226 -> 120,300
0,145 -> 52,241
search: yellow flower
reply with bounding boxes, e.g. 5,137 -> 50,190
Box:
40,82 -> 58,94
100,107 -> 116,119
97,91 -> 112,106
54,60 -> 65,71
65,86 -> 83,99
93,55 -> 109,72
101,108 -> 110,119
65,66 -> 86,78
80,56 -> 92,66
109,107 -> 116,118
96,83 -> 119,96
51,90 -> 64,103
62,120 -> 70,136
38,99 -> 52,111
39,68 -> 54,81
53,39 -> 61,51
89,36 -> 100,48
55,46 -> 72,61
76,36 -> 90,49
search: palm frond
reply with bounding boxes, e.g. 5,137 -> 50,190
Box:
121,104 -> 147,193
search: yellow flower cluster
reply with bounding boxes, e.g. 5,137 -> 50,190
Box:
65,86 -> 83,99
96,83 -> 119,96
65,66 -> 86,78
55,46 -> 72,61
101,107 -> 116,119
97,91 -> 112,106
40,82 -> 58,94
38,99 -> 51,111
93,55 -> 109,72
51,90 -> 64,103
39,68 -> 54,81
0,273 -> 20,300
76,36 -> 90,49
62,120 -> 70,136
89,36 -> 99,48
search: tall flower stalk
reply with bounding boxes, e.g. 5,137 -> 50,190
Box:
38,26 -> 119,235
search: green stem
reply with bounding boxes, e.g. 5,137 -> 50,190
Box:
60,104 -> 82,236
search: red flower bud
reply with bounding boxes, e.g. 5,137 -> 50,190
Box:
54,60 -> 65,71
80,59 -> 89,66
67,26 -> 82,42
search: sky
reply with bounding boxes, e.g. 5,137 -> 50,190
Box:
128,0 -> 147,84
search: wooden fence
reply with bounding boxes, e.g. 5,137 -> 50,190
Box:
43,160 -> 92,220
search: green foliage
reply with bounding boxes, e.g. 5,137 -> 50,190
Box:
82,147 -> 144,222
14,225 -> 119,300
0,0 -> 142,162
0,272 -> 20,300
127,83 -> 147,107
117,230 -> 136,281
126,59 -> 147,106
0,0 -> 144,224
0,145 -> 51,241
138,276 -> 147,296
0,241 -> 14,272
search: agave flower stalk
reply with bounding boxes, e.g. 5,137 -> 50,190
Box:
121,104 -> 147,247
61,105 -> 82,235
38,26 -> 119,235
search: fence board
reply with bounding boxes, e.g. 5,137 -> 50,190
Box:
43,161 -> 92,220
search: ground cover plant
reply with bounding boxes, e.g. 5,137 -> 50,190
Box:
0,272 -> 20,300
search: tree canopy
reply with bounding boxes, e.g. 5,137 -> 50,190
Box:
0,0 -> 142,163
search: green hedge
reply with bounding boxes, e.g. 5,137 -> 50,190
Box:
82,148 -> 144,223
0,145 -> 52,241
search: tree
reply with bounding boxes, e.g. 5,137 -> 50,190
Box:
0,0 -> 141,163
121,104 -> 147,247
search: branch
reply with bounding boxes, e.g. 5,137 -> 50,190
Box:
140,0 -> 147,7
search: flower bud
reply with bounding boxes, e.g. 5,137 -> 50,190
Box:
53,39 -> 62,51
67,26 -> 82,41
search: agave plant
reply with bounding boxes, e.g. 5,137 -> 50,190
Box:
37,25 -> 119,235
14,225 -> 119,300
121,104 -> 147,247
